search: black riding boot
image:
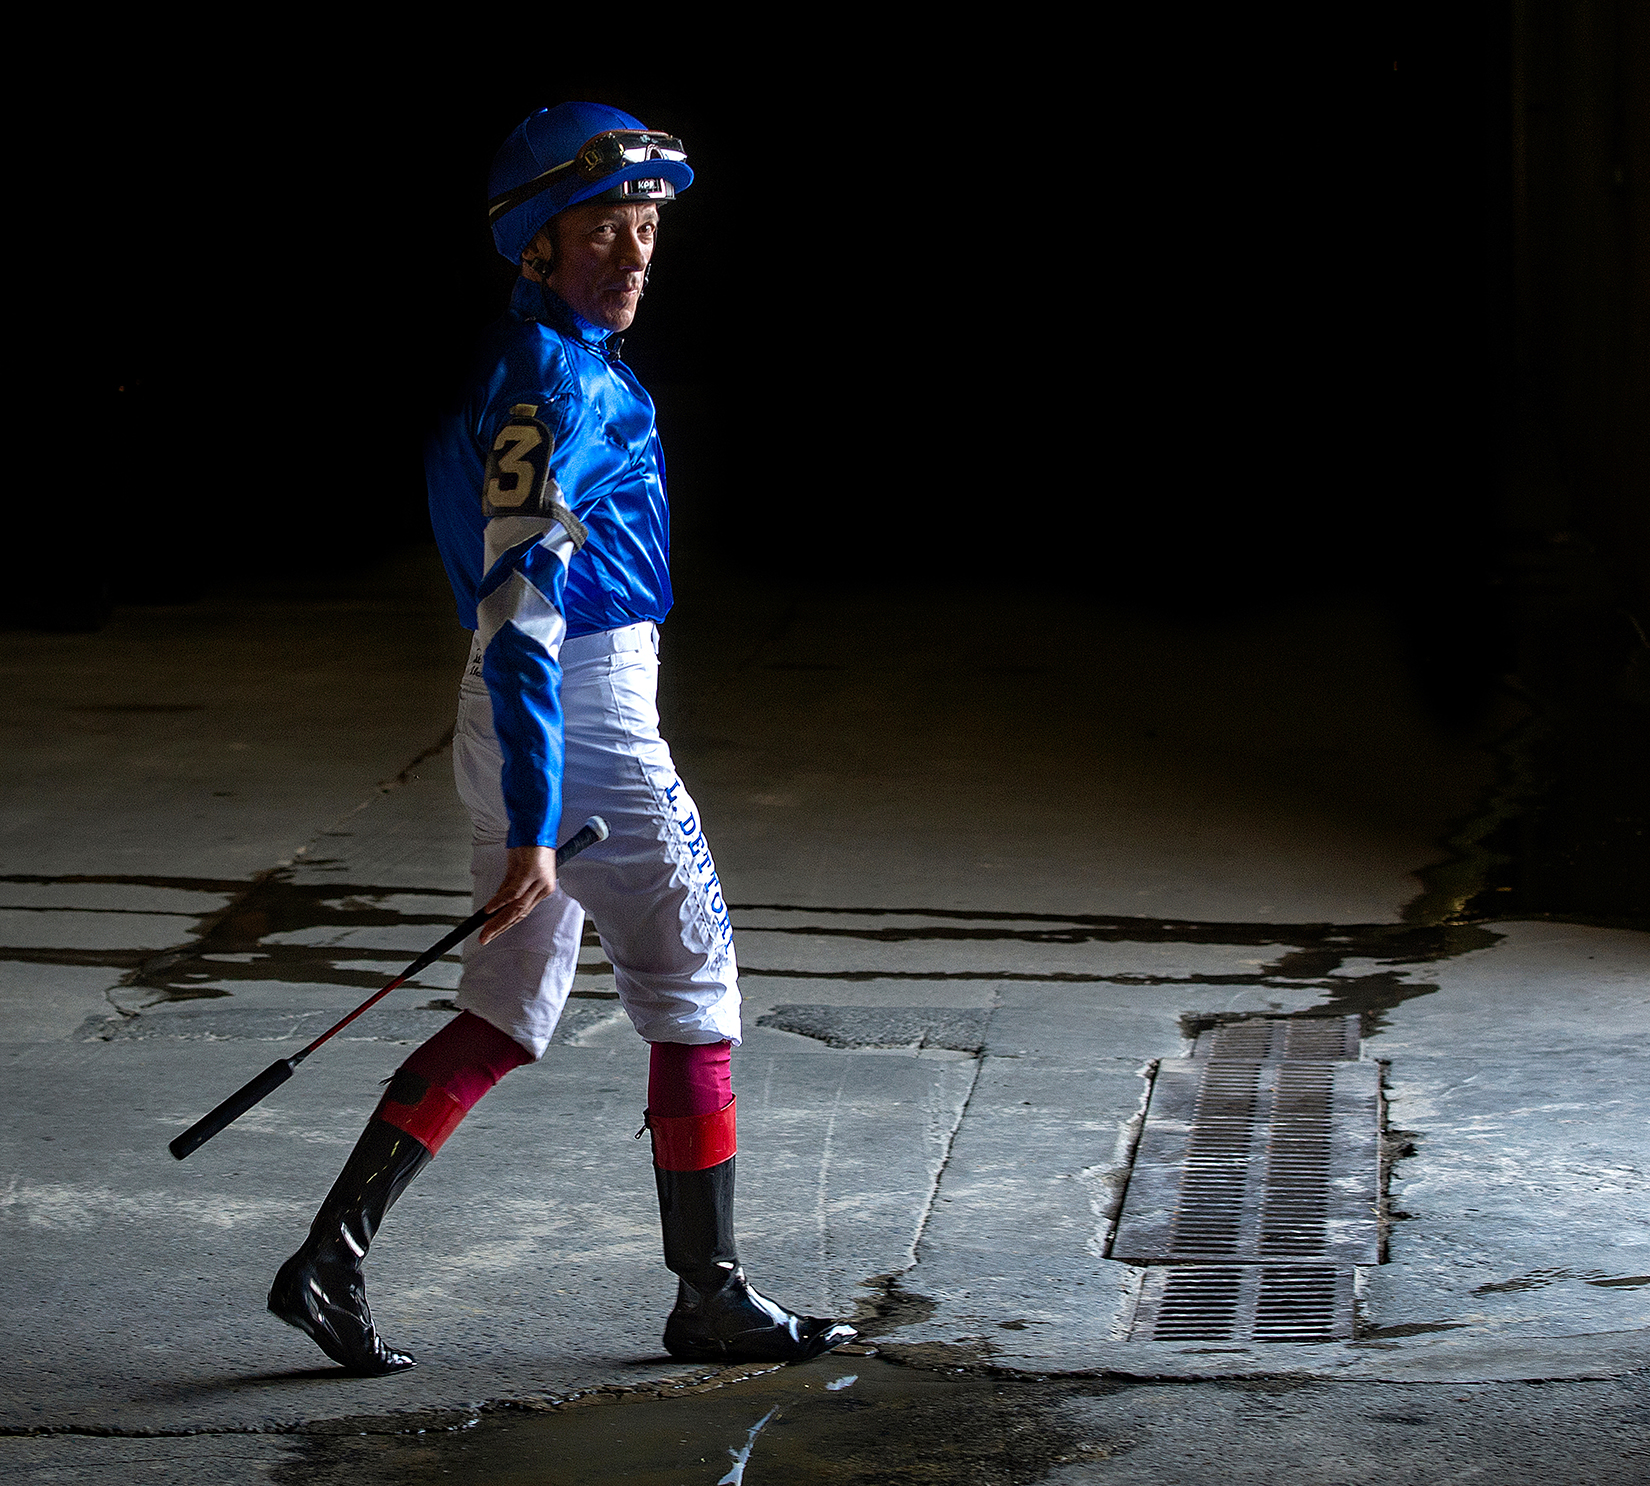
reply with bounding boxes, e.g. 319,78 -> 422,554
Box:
267,1115 -> 430,1375
654,1153 -> 858,1362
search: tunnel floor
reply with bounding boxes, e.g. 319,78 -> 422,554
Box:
2,548 -> 1646,1483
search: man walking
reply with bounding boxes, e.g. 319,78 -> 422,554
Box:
267,101 -> 856,1376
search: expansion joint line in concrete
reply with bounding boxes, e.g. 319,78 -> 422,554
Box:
1099,1058 -> 1160,1260
293,726 -> 457,851
813,1076 -> 848,1314
379,726 -> 457,792
855,1051 -> 985,1334
900,989 -> 999,1277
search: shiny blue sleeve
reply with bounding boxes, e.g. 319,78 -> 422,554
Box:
474,398 -> 586,849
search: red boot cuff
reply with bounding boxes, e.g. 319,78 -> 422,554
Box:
379,1084 -> 467,1155
647,1096 -> 737,1172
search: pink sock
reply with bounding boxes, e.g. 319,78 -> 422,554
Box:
648,1040 -> 733,1117
402,1010 -> 533,1101
380,1010 -> 533,1152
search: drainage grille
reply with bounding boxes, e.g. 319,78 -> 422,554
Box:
1194,1013 -> 1360,1061
1131,1265 -> 1354,1344
1116,1016 -> 1379,1344
1112,1057 -> 1379,1265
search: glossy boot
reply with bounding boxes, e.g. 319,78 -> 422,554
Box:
267,1115 -> 430,1375
654,1153 -> 858,1362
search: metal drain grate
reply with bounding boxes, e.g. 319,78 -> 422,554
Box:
1259,1062 -> 1339,1258
1116,1016 -> 1379,1343
1111,1056 -> 1379,1265
1194,1014 -> 1361,1061
1130,1265 -> 1354,1343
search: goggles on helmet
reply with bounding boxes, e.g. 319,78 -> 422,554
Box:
574,131 -> 686,177
488,131 -> 688,222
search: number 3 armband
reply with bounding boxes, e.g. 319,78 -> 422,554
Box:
481,403 -> 588,548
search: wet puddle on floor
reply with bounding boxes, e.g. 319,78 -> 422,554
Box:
274,1354 -> 1120,1485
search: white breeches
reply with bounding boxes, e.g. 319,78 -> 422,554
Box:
451,621 -> 742,1057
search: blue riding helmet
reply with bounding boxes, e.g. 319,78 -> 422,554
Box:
488,102 -> 694,265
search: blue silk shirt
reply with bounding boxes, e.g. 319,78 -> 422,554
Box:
425,279 -> 675,846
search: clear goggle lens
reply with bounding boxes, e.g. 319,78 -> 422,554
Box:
574,132 -> 688,180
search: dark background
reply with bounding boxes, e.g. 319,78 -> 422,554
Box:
16,8 -> 1649,917
30,12 -> 1645,604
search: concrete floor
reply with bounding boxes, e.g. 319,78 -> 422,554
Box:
1,545 -> 1645,1482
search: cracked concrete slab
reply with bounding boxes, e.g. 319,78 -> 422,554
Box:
3,559 -> 1646,1466
0,1024 -> 968,1433
880,922 -> 1650,1382
878,1049 -> 1148,1357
